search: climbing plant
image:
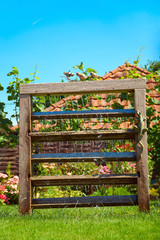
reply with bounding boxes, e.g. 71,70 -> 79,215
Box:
0,57 -> 159,176
0,83 -> 18,147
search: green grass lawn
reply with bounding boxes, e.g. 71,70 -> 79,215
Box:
0,202 -> 160,240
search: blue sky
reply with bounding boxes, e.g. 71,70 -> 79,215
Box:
0,0 -> 160,124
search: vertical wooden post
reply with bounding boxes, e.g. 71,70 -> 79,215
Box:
19,94 -> 32,214
134,89 -> 150,211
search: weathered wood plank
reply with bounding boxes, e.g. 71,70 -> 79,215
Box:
0,157 -> 17,161
31,152 -> 136,163
31,109 -> 135,120
30,174 -> 138,186
0,166 -> 18,170
20,78 -> 146,96
134,89 -> 150,211
0,147 -> 18,153
19,94 -> 32,215
30,129 -> 135,142
0,162 -> 18,166
31,195 -> 138,208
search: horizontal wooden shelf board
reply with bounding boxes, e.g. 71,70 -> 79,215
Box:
30,174 -> 138,186
30,129 -> 135,142
20,78 -> 146,96
31,195 -> 138,209
31,152 -> 136,163
31,109 -> 135,120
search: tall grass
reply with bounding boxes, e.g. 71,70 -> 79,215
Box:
0,202 -> 160,240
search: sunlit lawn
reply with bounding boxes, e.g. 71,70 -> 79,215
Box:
0,201 -> 160,240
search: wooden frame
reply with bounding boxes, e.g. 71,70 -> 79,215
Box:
19,78 -> 150,214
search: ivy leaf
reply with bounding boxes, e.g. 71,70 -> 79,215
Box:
36,103 -> 45,111
73,62 -> 84,70
7,72 -> 14,76
156,70 -> 160,76
0,84 -> 4,91
86,68 -> 97,73
93,94 -> 102,100
111,102 -> 124,109
12,66 -> 18,70
8,95 -> 14,101
146,88 -> 151,93
154,84 -> 160,93
105,95 -> 115,103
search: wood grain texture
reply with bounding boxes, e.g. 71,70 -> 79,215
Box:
30,129 -> 135,142
31,152 -> 136,163
30,174 -> 138,186
134,89 -> 150,211
19,94 -> 32,215
20,78 -> 146,96
31,109 -> 135,120
31,195 -> 138,208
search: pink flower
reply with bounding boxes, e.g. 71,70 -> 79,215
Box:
0,185 -> 5,191
99,165 -> 111,174
130,163 -> 134,168
0,173 -> 8,179
0,194 -> 6,200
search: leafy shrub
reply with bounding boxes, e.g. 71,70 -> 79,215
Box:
92,186 -> 132,196
38,186 -> 83,198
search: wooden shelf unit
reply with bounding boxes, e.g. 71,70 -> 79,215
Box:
19,78 -> 150,214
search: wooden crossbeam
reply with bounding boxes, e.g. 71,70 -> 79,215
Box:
31,195 -> 138,209
31,152 -> 136,163
20,78 -> 146,96
29,129 -> 135,142
31,109 -> 135,120
30,174 -> 138,186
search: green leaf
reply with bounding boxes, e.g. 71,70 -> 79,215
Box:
154,85 -> 160,93
73,62 -> 84,70
105,95 -> 115,102
156,70 -> 160,76
36,103 -> 45,111
12,66 -> 18,70
146,88 -> 151,93
35,76 -> 40,80
86,68 -> 97,73
7,72 -> 13,76
0,84 -> 4,91
111,102 -> 124,109
93,94 -> 102,100
8,95 -> 14,101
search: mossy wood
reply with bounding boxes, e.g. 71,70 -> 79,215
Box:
19,78 -> 150,214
